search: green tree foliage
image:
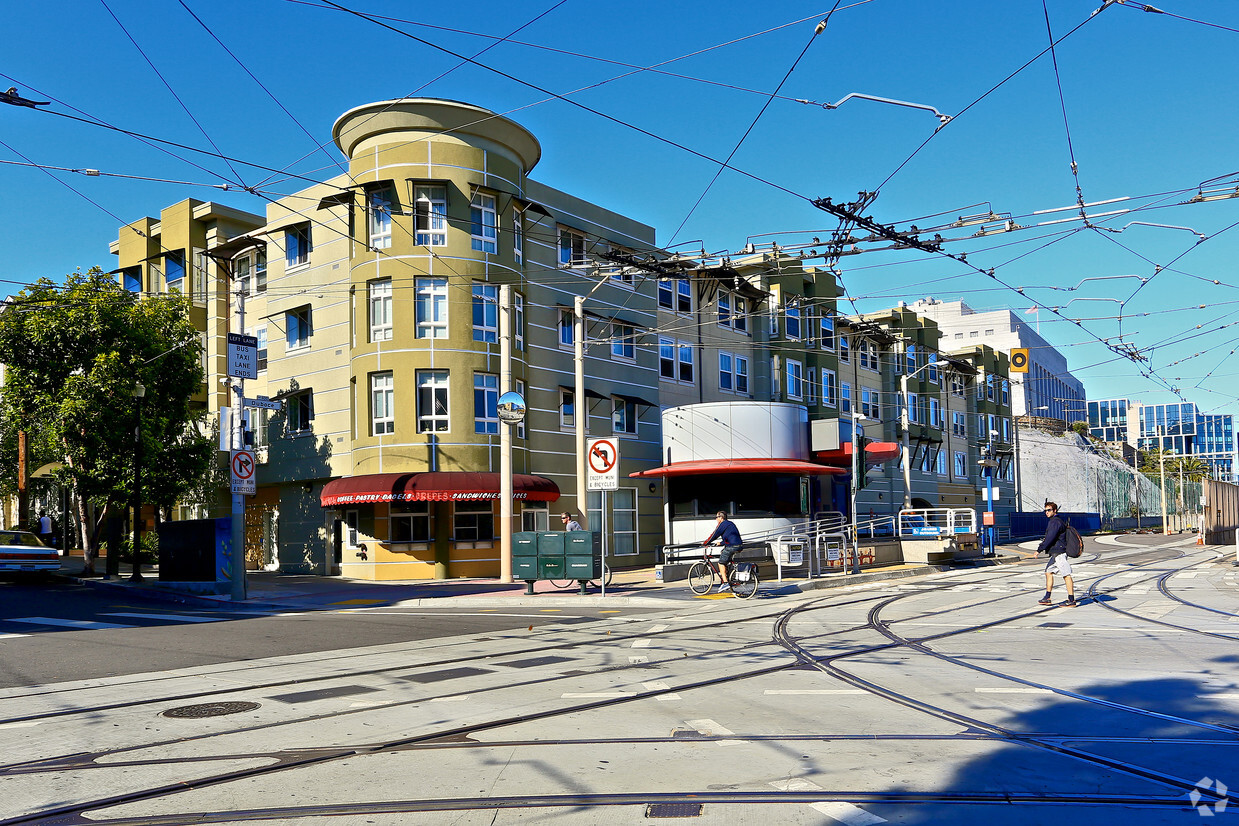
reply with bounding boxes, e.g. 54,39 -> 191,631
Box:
0,268 -> 212,568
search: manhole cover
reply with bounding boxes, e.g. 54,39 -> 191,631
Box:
162,701 -> 261,718
646,802 -> 703,818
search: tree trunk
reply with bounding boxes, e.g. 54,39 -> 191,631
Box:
75,493 -> 97,572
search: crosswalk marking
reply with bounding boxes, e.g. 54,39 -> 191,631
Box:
810,801 -> 887,824
0,633 -> 30,640
8,617 -> 132,630
103,612 -> 227,623
975,687 -> 1053,694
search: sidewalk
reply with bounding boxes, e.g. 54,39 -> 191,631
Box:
56,551 -> 1023,611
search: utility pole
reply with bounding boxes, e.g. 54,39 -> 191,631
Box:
1158,429 -> 1170,537
499,285 -> 513,583
230,286 -> 248,601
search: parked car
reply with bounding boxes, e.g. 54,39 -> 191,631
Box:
0,530 -> 60,575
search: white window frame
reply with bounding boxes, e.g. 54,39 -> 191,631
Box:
820,314 -> 835,351
908,392 -> 920,424
285,224 -> 311,269
391,501 -> 431,543
513,292 -> 525,351
369,279 -> 392,342
954,451 -> 968,479
560,388 -> 575,428
733,295 -> 748,333
513,207 -> 524,264
474,372 -> 498,435
286,306 -> 311,351
823,369 -> 837,408
470,191 -> 498,254
414,185 -> 447,246
612,397 -> 638,435
559,309 -> 574,348
415,278 -> 448,339
841,382 -> 852,414
718,291 -> 732,328
367,185 -> 394,250
371,371 -> 394,435
472,282 -> 498,343
785,303 -> 802,340
416,370 -> 450,433
288,391 -> 314,434
558,226 -> 587,267
611,322 -> 636,361
660,338 -> 694,384
839,334 -> 850,363
807,367 -> 816,404
786,358 -> 804,400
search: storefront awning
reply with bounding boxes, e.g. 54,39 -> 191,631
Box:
814,441 -> 902,468
321,472 -> 560,507
628,459 -> 846,479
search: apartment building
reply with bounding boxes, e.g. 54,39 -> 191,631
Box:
111,98 -> 664,579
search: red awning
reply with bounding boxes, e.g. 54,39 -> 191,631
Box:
628,458 -> 846,479
320,472 -> 560,507
814,441 -> 902,468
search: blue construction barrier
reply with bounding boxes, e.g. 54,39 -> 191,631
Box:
1009,511 -> 1101,538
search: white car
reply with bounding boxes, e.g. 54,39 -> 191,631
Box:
0,531 -> 59,574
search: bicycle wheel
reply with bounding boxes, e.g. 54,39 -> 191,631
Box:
547,578 -> 576,590
591,561 -> 613,589
687,561 -> 716,595
730,568 -> 759,599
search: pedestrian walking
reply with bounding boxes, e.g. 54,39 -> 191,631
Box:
37,510 -> 55,547
560,512 -> 582,531
1037,502 -> 1077,607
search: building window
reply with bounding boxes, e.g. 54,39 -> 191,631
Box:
611,322 -> 635,360
613,397 -> 638,434
285,224 -> 311,268
986,374 -> 995,401
607,244 -> 635,286
786,358 -> 803,400
472,282 -> 498,343
785,304 -> 802,340
288,391 -> 314,434
164,251 -> 185,293
1001,379 -> 1009,405
906,344 -> 917,374
908,392 -> 920,424
954,451 -> 968,478
953,411 -> 967,437
823,369 -> 838,407
454,500 -> 494,542
951,375 -> 966,397
718,291 -> 731,328
513,292 -> 525,351
807,368 -> 816,404
841,382 -> 852,414
560,388 -> 574,428
839,334 -> 850,363
936,450 -> 947,475
558,226 -> 587,267
474,372 -> 498,434
414,185 -> 447,246
254,326 -> 267,371
391,501 -> 430,542
122,267 -> 142,294
371,372 -> 394,435
861,386 -> 880,419
929,397 -> 942,428
928,359 -> 940,384
820,314 -> 836,351
416,370 -> 450,433
367,185 -> 394,250
286,306 -> 311,350
733,295 -> 748,333
559,309 -> 574,347
470,192 -> 497,254
1002,416 -> 1011,442
415,278 -> 448,338
235,255 -> 251,296
658,279 -> 691,312
660,337 -> 694,383
859,340 -> 879,371
718,352 -> 749,395
255,249 -> 267,294
515,379 -> 526,439
369,279 -> 392,342
513,207 -> 524,263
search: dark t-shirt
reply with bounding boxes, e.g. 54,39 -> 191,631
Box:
705,519 -> 742,547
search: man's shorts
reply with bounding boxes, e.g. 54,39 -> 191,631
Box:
1045,552 -> 1072,577
719,544 -> 742,564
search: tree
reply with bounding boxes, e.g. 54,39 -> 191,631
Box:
0,268 -> 213,571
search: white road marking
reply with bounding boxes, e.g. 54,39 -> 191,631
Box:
764,689 -> 866,695
103,612 -> 226,623
1132,601 -> 1177,619
562,692 -> 632,698
975,687 -> 1053,694
810,801 -> 888,824
770,778 -> 823,791
430,696 -> 470,702
1201,693 -> 1239,700
1178,572 -> 1201,579
0,633 -> 30,640
0,722 -> 40,730
631,639 -> 651,648
349,699 -> 394,708
649,624 -> 670,633
685,718 -> 733,736
9,617 -> 133,630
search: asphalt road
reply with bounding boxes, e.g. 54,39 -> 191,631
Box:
0,577 -> 659,688
5,532 -> 1238,825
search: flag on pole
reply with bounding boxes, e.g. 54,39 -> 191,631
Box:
1024,306 -> 1039,314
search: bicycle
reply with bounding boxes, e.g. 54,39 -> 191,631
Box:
549,560 -> 613,591
687,550 -> 759,599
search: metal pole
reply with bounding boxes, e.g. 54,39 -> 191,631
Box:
1158,435 -> 1169,537
499,285 -> 513,583
574,294 -> 587,530
1013,415 -> 1023,512
231,287 -> 247,601
900,373 -> 912,510
850,414 -> 862,574
985,434 -> 995,556
130,386 -> 144,582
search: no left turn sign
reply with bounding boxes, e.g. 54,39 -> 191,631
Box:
231,449 -> 256,495
587,437 -> 619,491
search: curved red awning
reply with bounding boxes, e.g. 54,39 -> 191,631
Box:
628,458 -> 846,479
321,472 -> 560,507
814,441 -> 901,468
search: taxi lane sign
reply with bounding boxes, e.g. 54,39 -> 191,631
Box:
227,333 -> 258,380
231,449 -> 256,495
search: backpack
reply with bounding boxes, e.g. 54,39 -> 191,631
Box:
1063,521 -> 1083,558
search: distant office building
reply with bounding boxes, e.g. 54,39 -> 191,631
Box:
1086,398 -> 1236,482
909,298 -> 1086,423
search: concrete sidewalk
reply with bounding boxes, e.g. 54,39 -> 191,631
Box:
56,551 -> 1023,611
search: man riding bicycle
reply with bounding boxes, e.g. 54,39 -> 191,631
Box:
703,511 -> 743,592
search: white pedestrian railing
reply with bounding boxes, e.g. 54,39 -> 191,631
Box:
898,507 -> 976,536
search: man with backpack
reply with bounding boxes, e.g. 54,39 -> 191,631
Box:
1037,501 -> 1078,607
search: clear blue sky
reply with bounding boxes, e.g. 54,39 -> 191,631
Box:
3,0 -> 1239,418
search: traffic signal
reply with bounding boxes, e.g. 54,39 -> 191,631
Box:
856,435 -> 873,490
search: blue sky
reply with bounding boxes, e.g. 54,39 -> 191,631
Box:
3,0 -> 1239,417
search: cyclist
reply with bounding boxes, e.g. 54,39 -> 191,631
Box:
703,511 -> 743,592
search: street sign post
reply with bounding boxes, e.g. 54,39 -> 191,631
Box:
587,437 -> 619,491
230,449 -> 256,495
227,333 -> 258,380
244,395 -> 283,411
